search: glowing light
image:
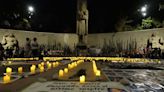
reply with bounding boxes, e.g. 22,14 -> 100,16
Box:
141,6 -> 147,12
59,70 -> 64,77
28,6 -> 34,12
142,12 -> 147,17
80,75 -> 85,83
3,75 -> 10,83
6,67 -> 12,75
18,67 -> 23,74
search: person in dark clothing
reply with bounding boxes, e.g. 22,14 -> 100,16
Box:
0,43 -> 4,60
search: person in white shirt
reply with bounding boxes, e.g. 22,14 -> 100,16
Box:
24,38 -> 31,57
31,37 -> 39,57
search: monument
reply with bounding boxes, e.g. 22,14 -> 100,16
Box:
76,0 -> 89,55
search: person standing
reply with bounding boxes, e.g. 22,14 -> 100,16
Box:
24,38 -> 31,57
31,37 -> 39,57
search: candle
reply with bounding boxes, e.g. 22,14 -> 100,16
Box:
41,62 -> 44,66
18,67 -> 23,74
6,67 -> 12,75
53,62 -> 56,68
39,66 -> 44,72
64,68 -> 68,73
32,65 -> 36,69
96,70 -> 101,77
46,61 -> 50,65
3,75 -> 10,83
59,70 -> 64,77
68,64 -> 72,69
80,75 -> 85,83
30,66 -> 36,74
56,62 -> 59,66
8,61 -> 12,64
74,62 -> 77,67
47,63 -> 51,69
71,63 -> 75,68
38,64 -> 42,68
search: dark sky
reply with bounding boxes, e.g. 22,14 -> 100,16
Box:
0,0 -> 162,33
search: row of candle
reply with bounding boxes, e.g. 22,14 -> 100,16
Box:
58,68 -> 69,77
7,58 -> 39,61
43,57 -> 63,61
3,61 -> 60,83
92,61 -> 101,77
59,60 -> 84,78
4,67 -> 23,83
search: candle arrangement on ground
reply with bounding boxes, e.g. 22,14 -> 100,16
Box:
53,59 -> 107,82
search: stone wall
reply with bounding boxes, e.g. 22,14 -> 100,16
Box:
87,28 -> 164,50
0,29 -> 78,50
0,28 -> 164,51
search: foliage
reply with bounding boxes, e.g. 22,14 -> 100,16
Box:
141,17 -> 153,29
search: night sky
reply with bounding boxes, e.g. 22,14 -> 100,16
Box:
0,0 -> 163,33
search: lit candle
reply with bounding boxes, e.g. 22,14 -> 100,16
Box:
38,64 -> 42,68
41,62 -> 44,66
32,65 -> 36,69
64,68 -> 68,73
53,62 -> 56,68
18,67 -> 23,74
39,66 -> 44,72
3,75 -> 10,83
96,70 -> 101,76
80,75 -> 85,83
68,64 -> 72,69
56,62 -> 59,66
6,67 -> 12,75
59,70 -> 64,77
8,61 -> 12,64
30,66 -> 36,74
74,62 -> 77,67
71,63 -> 75,68
47,63 -> 51,69
47,61 -> 50,65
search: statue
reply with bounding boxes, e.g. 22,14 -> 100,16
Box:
76,0 -> 89,44
1,33 -> 19,57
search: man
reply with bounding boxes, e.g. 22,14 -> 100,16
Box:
31,37 -> 39,57
24,38 -> 31,57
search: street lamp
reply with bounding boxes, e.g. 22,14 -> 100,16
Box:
139,4 -> 148,17
142,12 -> 147,17
27,6 -> 34,18
28,6 -> 34,13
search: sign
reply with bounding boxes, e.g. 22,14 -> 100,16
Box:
22,81 -> 128,92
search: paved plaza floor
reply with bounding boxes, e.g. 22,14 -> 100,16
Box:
0,58 -> 164,92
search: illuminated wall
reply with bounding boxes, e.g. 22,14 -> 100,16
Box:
87,28 -> 164,50
0,28 -> 164,51
0,29 -> 78,50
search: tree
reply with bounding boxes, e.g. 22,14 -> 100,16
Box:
141,17 -> 153,29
